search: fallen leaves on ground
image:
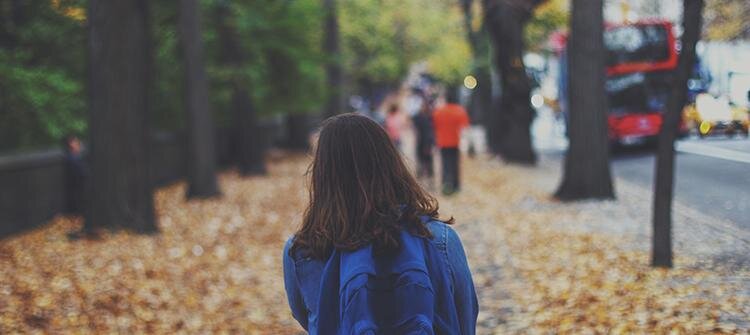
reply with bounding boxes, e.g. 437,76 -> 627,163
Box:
441,157 -> 750,334
0,155 -> 309,334
0,153 -> 747,334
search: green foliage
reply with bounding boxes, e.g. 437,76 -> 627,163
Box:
152,2 -> 187,131
151,0 -> 326,129
339,0 -> 471,88
0,53 -> 85,144
1,0 -> 326,152
427,33 -> 472,84
201,0 -> 326,121
0,0 -> 86,153
1,0 -> 474,153
525,0 -> 569,52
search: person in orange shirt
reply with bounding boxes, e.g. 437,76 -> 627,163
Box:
432,90 -> 469,195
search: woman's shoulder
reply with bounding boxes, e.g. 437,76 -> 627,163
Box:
284,236 -> 324,264
285,222 -> 462,259
284,236 -> 306,262
283,237 -> 295,260
424,220 -> 460,251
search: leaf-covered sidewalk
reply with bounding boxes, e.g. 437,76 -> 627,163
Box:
441,157 -> 750,334
1,153 -> 748,334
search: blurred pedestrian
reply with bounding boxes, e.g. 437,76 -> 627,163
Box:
412,95 -> 435,184
433,89 -> 469,195
404,87 -> 424,117
62,135 -> 87,215
385,104 -> 403,148
283,113 -> 478,334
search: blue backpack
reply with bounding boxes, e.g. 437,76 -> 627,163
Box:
316,228 -> 461,335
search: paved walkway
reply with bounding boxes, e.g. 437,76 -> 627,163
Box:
1,131 -> 748,333
395,107 -> 749,332
442,155 -> 749,333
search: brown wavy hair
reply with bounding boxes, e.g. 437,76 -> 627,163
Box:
291,113 -> 451,260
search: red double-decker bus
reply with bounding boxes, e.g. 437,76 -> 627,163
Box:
558,20 -> 682,146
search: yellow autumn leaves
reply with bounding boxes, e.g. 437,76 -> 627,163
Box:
0,153 -> 747,334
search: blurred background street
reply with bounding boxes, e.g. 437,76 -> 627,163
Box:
1,0 -> 750,333
532,105 -> 750,229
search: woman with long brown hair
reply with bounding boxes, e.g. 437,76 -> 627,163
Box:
283,113 -> 477,334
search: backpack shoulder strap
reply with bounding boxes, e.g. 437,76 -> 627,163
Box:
340,231 -> 428,287
317,229 -> 461,335
316,250 -> 342,335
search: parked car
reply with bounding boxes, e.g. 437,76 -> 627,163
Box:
683,93 -> 749,137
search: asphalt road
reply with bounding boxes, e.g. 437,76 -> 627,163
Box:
531,107 -> 749,231
611,137 -> 750,229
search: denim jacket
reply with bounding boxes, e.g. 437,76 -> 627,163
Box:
283,221 -> 479,334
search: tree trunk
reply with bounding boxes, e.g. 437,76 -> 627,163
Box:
483,0 -> 541,164
285,114 -> 311,151
86,0 -> 157,233
473,66 -> 493,125
0,0 -> 22,48
179,0 -> 220,199
232,87 -> 265,175
461,0 -> 493,127
323,0 -> 343,118
215,2 -> 266,175
554,0 -> 614,201
652,0 -> 704,268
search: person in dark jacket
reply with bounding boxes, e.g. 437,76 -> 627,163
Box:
62,135 -> 87,215
412,94 -> 436,183
283,113 -> 478,334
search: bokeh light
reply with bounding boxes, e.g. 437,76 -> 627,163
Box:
464,75 -> 478,90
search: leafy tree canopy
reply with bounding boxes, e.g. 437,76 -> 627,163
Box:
339,0 -> 471,87
526,0 -> 569,52
704,0 -> 750,41
1,0 -> 475,153
0,0 -> 87,153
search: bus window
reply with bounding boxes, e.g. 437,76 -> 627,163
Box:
604,23 -> 677,75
